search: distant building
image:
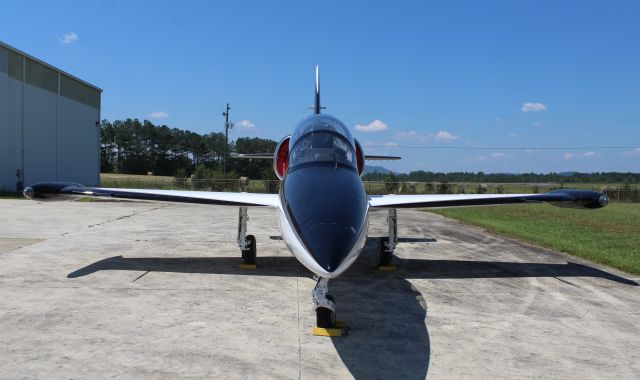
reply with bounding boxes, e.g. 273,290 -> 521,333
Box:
0,41 -> 102,193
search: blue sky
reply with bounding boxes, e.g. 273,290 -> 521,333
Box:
2,0 -> 639,173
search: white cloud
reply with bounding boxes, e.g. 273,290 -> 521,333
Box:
434,130 -> 458,142
509,133 -> 519,138
383,141 -> 399,147
354,119 -> 389,133
59,32 -> 79,44
465,152 -> 514,163
236,119 -> 257,131
496,117 -> 503,123
563,151 -> 597,160
532,121 -> 544,127
622,148 -> 640,157
395,130 -> 427,143
147,111 -> 169,119
395,130 -> 419,140
491,152 -> 514,159
521,102 -> 547,113
395,129 -> 459,143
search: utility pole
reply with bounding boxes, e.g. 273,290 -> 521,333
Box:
222,103 -> 233,178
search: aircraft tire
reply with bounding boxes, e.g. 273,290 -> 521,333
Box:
242,235 -> 257,265
378,237 -> 393,266
316,306 -> 336,328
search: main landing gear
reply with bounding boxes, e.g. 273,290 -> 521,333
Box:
238,207 -> 256,268
378,208 -> 397,270
312,277 -> 349,336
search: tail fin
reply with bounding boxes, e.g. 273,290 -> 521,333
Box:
313,65 -> 326,114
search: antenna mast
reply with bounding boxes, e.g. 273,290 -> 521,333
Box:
222,103 -> 233,179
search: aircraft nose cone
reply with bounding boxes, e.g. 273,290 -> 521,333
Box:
599,195 -> 609,207
283,167 -> 368,274
23,186 -> 35,200
301,221 -> 360,272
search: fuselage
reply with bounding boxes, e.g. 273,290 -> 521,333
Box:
277,114 -> 369,278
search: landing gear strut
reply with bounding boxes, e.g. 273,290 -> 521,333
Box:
238,207 -> 256,266
378,208 -> 397,269
313,277 -> 336,328
312,277 -> 348,336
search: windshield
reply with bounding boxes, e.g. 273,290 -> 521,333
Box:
289,132 -> 357,171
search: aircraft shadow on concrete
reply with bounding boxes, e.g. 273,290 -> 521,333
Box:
67,237 -> 637,380
67,240 -> 638,287
269,236 -> 437,243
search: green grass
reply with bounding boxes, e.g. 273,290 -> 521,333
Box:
428,203 -> 640,275
0,192 -> 24,199
100,173 -> 279,193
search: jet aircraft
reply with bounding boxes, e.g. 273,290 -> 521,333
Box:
23,67 -> 610,331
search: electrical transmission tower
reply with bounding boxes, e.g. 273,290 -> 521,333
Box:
222,103 -> 233,179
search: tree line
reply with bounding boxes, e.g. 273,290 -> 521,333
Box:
100,119 -> 277,180
100,119 -> 639,184
362,170 -> 640,184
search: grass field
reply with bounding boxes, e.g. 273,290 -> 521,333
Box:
0,192 -> 24,199
428,203 -> 640,275
99,173 -> 638,197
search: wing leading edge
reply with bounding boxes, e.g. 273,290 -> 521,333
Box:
368,190 -> 609,209
23,182 -> 280,207
364,155 -> 401,160
233,153 -> 402,161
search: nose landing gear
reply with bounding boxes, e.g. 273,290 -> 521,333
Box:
313,277 -> 335,327
312,277 -> 349,336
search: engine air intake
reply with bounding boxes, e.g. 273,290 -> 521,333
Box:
274,136 -> 291,180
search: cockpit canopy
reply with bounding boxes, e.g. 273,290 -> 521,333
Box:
291,114 -> 355,145
289,115 -> 357,172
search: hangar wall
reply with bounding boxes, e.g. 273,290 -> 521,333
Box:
0,42 -> 102,192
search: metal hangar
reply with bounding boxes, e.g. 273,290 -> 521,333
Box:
0,41 -> 102,193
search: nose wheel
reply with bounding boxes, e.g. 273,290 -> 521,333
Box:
316,293 -> 336,328
312,277 -> 349,336
314,277 -> 336,328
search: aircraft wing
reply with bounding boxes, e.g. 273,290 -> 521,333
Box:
368,190 -> 609,209
232,153 -> 274,159
232,153 -> 402,161
364,155 -> 401,160
23,182 -> 280,207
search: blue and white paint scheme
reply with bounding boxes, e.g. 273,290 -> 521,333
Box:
23,67 -> 610,328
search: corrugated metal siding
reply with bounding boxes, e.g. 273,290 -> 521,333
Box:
25,58 -> 57,94
0,71 -> 23,192
8,50 -> 23,80
0,47 -> 7,73
0,42 -> 101,192
58,97 -> 100,186
23,84 -> 58,185
0,71 -> 8,191
61,74 -> 100,110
